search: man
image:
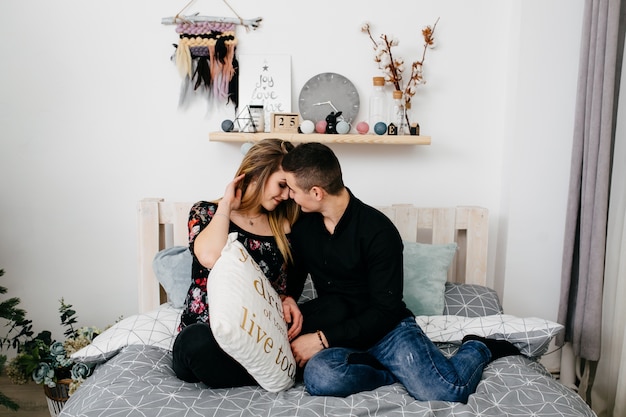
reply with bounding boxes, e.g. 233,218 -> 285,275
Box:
283,142 -> 520,403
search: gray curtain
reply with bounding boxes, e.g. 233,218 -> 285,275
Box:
557,0 -> 623,363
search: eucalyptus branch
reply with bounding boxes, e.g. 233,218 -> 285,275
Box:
59,299 -> 79,339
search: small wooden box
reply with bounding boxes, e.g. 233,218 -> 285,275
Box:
270,113 -> 300,133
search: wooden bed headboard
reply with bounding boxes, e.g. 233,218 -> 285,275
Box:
137,198 -> 489,313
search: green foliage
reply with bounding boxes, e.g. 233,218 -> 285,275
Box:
59,299 -> 78,339
0,268 -> 24,411
9,303 -> 99,392
1,269 -> 34,350
11,332 -> 54,377
0,391 -> 18,412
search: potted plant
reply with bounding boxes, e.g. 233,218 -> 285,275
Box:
1,268 -> 102,415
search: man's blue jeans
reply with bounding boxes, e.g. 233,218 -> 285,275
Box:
303,317 -> 491,403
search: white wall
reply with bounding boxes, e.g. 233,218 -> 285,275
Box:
498,1 -> 583,320
0,1 -> 583,342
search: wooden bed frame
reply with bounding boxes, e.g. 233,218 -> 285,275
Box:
137,198 -> 489,313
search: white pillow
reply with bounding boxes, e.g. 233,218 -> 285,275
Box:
416,314 -> 564,358
207,233 -> 296,392
71,303 -> 181,365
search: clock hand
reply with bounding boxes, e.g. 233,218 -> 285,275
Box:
313,101 -> 339,113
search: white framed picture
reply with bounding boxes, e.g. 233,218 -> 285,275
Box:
238,54 -> 292,132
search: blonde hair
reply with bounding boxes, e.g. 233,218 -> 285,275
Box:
231,139 -> 299,264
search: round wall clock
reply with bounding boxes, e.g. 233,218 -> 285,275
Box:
298,72 -> 360,125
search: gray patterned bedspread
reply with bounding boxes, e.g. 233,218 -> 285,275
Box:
59,284 -> 595,417
60,343 -> 595,417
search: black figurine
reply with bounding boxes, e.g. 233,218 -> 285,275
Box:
325,111 -> 342,134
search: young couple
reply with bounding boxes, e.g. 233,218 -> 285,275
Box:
172,139 -> 520,403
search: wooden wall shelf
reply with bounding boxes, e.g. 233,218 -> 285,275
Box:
209,132 -> 431,145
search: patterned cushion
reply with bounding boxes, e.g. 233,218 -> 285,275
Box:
71,303 -> 181,365
443,283 -> 503,317
297,276 -> 317,303
416,314 -> 563,358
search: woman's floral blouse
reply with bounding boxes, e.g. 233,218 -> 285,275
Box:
178,201 -> 289,330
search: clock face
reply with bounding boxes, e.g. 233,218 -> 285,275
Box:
298,72 -> 360,125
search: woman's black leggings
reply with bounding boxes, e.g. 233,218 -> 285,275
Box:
172,322 -> 256,388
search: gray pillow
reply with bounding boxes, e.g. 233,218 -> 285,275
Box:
152,246 -> 192,308
298,276 -> 317,304
403,242 -> 457,316
443,283 -> 503,317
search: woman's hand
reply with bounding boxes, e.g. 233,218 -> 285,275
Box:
281,296 -> 302,341
220,174 -> 245,211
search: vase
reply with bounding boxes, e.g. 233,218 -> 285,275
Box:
43,378 -> 71,417
404,102 -> 420,135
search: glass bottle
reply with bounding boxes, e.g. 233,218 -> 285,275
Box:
248,105 -> 264,132
391,90 -> 408,135
368,77 -> 387,133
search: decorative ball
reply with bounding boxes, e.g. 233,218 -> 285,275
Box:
315,120 -> 327,134
240,142 -> 253,155
300,119 -> 315,134
356,121 -> 369,134
336,120 -> 350,134
374,122 -> 387,135
221,119 -> 234,132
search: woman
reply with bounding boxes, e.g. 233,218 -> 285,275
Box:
172,139 -> 304,389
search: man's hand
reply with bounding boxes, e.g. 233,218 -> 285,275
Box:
291,332 -> 325,368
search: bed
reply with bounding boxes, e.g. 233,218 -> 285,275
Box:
58,198 -> 597,417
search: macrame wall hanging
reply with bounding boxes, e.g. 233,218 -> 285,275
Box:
162,0 -> 262,111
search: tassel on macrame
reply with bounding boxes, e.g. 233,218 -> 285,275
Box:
172,21 -> 238,109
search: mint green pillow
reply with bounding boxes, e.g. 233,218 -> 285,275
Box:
403,242 -> 457,316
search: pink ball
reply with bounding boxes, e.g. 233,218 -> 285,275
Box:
315,120 -> 327,134
356,121 -> 369,134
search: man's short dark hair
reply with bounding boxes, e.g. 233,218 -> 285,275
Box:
282,142 -> 344,195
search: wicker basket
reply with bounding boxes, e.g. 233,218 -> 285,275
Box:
43,378 -> 71,417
